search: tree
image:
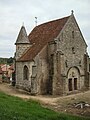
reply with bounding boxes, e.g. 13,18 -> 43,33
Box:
7,57 -> 14,65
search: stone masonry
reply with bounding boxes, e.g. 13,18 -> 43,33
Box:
15,12 -> 90,95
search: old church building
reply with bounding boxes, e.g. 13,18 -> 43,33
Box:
15,11 -> 90,95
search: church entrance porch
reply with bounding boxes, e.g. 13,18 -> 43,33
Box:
67,67 -> 80,92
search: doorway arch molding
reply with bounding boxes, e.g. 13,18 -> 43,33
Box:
67,66 -> 80,78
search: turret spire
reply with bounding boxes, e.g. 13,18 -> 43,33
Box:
15,25 -> 30,45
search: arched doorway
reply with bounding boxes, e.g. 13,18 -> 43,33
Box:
67,67 -> 80,91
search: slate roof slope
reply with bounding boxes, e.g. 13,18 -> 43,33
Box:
15,26 -> 30,44
18,16 -> 70,62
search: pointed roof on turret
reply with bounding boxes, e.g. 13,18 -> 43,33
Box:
15,25 -> 30,45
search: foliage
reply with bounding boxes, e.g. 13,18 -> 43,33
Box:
0,57 -> 14,65
7,57 -> 14,65
0,58 -> 8,64
0,92 -> 89,120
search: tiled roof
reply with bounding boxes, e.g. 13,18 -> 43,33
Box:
1,64 -> 10,72
18,16 -> 70,61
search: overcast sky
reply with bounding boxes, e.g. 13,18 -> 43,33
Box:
0,0 -> 90,58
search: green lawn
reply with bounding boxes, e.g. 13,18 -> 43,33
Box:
0,92 -> 89,120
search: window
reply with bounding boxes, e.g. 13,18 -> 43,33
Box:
72,47 -> 75,54
65,60 -> 68,67
79,60 -> 81,66
72,31 -> 74,38
23,65 -> 29,80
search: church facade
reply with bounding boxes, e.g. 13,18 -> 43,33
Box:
15,12 -> 90,95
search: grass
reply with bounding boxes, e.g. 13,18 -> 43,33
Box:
0,92 -> 89,120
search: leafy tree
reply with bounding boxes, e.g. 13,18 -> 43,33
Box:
7,57 -> 14,65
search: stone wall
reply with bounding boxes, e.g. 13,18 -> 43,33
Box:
16,61 -> 34,92
56,15 -> 87,94
16,45 -> 49,95
15,44 -> 30,60
33,45 -> 49,94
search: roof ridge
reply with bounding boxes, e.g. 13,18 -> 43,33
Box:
36,15 -> 70,28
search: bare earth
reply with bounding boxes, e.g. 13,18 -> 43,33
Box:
0,83 -> 90,118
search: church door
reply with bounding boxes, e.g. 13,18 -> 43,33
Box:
67,67 -> 80,92
68,78 -> 72,91
74,78 -> 77,90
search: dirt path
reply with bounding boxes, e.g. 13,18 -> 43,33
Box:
0,83 -> 90,117
0,83 -> 57,104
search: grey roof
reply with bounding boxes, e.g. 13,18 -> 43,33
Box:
15,26 -> 30,44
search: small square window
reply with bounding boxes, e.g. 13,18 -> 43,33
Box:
72,47 -> 75,54
72,31 -> 74,38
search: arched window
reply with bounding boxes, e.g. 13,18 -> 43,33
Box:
23,65 -> 29,80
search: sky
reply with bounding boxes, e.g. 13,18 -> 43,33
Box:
0,0 -> 90,58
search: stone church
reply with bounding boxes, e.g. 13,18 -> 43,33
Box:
15,11 -> 90,95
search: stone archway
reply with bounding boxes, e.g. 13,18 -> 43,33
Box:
67,67 -> 80,92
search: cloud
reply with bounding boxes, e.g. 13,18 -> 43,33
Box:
0,0 -> 90,57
